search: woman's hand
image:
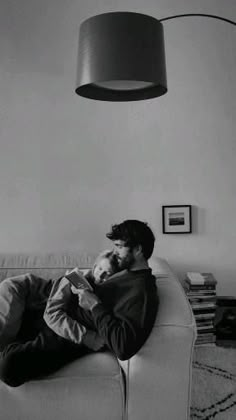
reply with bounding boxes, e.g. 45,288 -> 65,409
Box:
71,287 -> 101,311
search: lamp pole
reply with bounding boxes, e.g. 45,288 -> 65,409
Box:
159,13 -> 236,26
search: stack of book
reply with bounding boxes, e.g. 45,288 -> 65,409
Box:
184,272 -> 217,346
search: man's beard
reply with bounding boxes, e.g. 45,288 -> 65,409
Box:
116,252 -> 135,270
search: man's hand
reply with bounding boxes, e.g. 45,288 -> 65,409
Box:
65,268 -> 76,276
71,287 -> 101,311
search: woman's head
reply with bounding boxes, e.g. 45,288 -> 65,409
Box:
92,250 -> 118,284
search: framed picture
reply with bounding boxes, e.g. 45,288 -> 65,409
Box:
162,205 -> 192,234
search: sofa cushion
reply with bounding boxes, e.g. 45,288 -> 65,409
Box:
0,351 -> 125,420
0,254 -> 97,283
46,350 -> 122,378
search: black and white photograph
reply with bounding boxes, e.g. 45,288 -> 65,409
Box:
162,205 -> 192,233
0,1 -> 235,420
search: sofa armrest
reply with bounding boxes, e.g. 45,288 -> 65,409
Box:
120,258 -> 197,420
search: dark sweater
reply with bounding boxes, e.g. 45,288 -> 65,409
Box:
75,269 -> 159,360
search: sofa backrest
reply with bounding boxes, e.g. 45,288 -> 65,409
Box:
0,253 -> 97,284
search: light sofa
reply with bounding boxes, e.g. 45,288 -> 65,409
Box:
0,253 -> 196,420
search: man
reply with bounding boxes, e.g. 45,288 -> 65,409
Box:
0,220 -> 158,386
69,219 -> 158,359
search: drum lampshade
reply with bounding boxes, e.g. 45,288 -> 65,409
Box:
75,12 -> 167,101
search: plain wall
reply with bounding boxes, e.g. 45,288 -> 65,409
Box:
0,0 -> 235,295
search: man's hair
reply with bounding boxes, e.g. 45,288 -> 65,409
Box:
106,220 -> 155,260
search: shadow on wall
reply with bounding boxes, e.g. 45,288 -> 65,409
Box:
193,206 -> 207,235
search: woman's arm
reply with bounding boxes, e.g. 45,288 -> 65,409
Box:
43,276 -> 105,351
43,276 -> 87,344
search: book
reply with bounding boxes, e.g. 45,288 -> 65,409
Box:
189,296 -> 217,302
194,313 -> 215,321
187,290 -> 216,296
191,302 -> 216,309
196,319 -> 215,326
196,337 -> 216,345
196,334 -> 216,341
197,327 -> 215,333
197,324 -> 215,331
186,272 -> 217,286
184,281 -> 216,292
193,307 -> 216,314
65,268 -> 93,290
187,284 -> 216,291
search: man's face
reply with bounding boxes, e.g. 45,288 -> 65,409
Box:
112,240 -> 135,270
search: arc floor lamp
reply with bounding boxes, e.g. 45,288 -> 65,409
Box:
75,11 -> 236,101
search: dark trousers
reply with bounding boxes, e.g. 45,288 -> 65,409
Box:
0,325 -> 89,387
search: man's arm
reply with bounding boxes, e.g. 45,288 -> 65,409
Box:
76,287 -> 157,360
92,300 -> 144,360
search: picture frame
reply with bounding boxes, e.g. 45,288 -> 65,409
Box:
162,205 -> 192,234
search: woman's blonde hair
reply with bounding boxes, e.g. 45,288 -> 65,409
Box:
92,249 -> 118,276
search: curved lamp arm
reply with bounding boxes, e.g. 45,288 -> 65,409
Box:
160,13 -> 236,26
